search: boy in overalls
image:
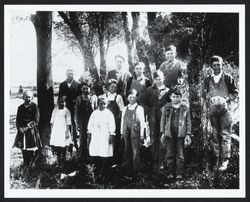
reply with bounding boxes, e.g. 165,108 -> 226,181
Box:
121,89 -> 145,178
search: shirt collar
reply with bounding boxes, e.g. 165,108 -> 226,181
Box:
212,71 -> 223,79
154,84 -> 166,90
128,103 -> 137,108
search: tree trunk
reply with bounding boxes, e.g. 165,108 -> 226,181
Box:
131,12 -> 151,79
58,11 -> 100,86
147,12 -> 165,69
97,14 -> 107,80
31,11 -> 54,146
122,12 -> 133,72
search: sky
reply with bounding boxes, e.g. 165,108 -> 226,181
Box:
9,11 -> 133,87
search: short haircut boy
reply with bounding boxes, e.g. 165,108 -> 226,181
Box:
165,45 -> 177,52
210,55 -> 223,64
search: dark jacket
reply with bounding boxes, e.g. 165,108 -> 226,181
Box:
126,76 -> 152,96
13,102 -> 42,149
59,80 -> 79,113
160,103 -> 191,138
203,72 -> 238,98
106,69 -> 131,98
144,85 -> 171,116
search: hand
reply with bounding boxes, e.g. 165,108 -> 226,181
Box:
23,127 -> 29,133
19,127 -> 24,133
65,131 -> 70,139
120,134 -> 124,141
109,135 -> 114,144
184,134 -> 192,147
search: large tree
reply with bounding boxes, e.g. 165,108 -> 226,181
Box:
56,12 -> 123,85
31,11 -> 54,146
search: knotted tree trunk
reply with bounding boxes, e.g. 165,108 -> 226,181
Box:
31,11 -> 54,146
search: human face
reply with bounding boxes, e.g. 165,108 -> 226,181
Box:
98,100 -> 108,111
81,85 -> 90,95
211,61 -> 222,75
115,57 -> 124,71
134,64 -> 144,77
23,93 -> 32,105
154,76 -> 164,86
66,71 -> 74,83
170,93 -> 181,104
165,50 -> 176,62
108,83 -> 117,94
58,101 -> 65,109
127,94 -> 137,105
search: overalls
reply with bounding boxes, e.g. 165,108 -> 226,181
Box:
123,105 -> 141,176
107,94 -> 123,165
78,98 -> 93,163
208,77 -> 232,159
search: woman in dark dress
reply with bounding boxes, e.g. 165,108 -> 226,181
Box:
13,91 -> 42,171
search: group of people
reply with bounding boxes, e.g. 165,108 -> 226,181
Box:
13,45 -> 238,182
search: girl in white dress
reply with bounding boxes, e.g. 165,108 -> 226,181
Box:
87,96 -> 116,180
50,96 -> 72,167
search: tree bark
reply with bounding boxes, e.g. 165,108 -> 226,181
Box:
31,11 -> 54,146
147,12 -> 165,69
96,13 -> 107,80
58,11 -> 100,83
131,12 -> 151,78
122,12 -> 133,72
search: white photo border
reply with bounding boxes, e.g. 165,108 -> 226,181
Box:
4,4 -> 246,198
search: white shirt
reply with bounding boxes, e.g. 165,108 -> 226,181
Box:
67,80 -> 73,88
212,71 -> 223,83
120,103 -> 145,138
104,92 -> 124,111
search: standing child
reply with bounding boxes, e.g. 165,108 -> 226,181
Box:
120,89 -> 145,178
87,96 -> 116,180
13,91 -> 42,172
75,82 -> 98,167
160,88 -> 192,180
104,79 -> 124,166
144,70 -> 170,171
50,96 -> 72,168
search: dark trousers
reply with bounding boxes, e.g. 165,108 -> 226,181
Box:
148,112 -> 162,168
124,129 -> 140,176
165,135 -> 185,176
92,156 -> 110,177
70,111 -> 78,150
22,150 -> 35,165
79,128 -> 89,164
210,109 -> 232,159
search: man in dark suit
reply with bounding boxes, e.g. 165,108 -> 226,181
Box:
59,69 -> 80,150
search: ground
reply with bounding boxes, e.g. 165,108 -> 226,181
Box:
8,96 -> 239,189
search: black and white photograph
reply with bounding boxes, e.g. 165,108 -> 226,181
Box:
4,4 -> 245,198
